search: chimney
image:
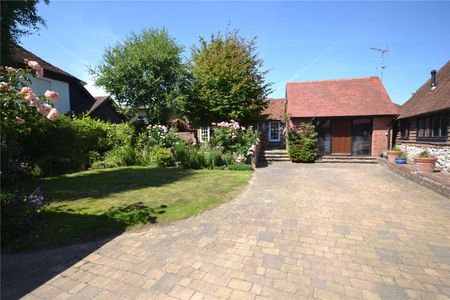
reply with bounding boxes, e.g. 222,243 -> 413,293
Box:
431,69 -> 437,88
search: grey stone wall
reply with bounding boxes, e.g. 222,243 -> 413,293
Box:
398,143 -> 450,172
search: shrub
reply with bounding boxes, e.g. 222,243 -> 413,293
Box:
210,121 -> 258,156
151,146 -> 173,167
287,122 -> 318,163
1,187 -> 48,246
391,145 -> 401,151
92,145 -> 136,169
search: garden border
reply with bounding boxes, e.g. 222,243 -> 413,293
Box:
377,157 -> 450,198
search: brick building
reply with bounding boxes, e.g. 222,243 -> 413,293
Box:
283,77 -> 399,157
395,61 -> 450,171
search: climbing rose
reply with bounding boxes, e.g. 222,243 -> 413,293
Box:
24,92 -> 40,106
26,60 -> 44,77
37,103 -> 52,116
44,90 -> 59,102
46,108 -> 58,121
18,87 -> 33,96
5,66 -> 17,73
0,82 -> 11,91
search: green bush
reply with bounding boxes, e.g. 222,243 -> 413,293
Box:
210,121 -> 258,156
287,122 -> 318,163
151,146 -> 173,167
1,188 -> 48,246
16,116 -> 135,176
92,145 -> 136,169
227,163 -> 253,171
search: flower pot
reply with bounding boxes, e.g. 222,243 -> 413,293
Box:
387,151 -> 401,163
414,157 -> 438,173
395,158 -> 407,164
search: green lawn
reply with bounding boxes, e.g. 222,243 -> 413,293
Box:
19,167 -> 251,250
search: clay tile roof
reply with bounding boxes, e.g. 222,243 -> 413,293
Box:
89,96 -> 110,113
398,61 -> 450,119
10,45 -> 82,83
263,98 -> 286,120
286,76 -> 399,118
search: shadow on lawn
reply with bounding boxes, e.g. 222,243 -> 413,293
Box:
1,202 -> 167,299
39,167 -> 194,202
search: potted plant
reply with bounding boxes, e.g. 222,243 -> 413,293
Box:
414,150 -> 438,173
387,146 -> 402,163
395,151 -> 407,164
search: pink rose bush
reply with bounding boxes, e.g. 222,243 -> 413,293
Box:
1,61 -> 59,127
209,120 -> 258,159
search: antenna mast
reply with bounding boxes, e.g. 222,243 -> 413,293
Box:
370,47 -> 389,81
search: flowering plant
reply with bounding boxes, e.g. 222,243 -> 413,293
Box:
1,60 -> 60,137
210,120 -> 258,157
1,61 -> 60,187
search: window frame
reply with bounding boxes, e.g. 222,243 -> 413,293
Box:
416,113 -> 448,141
399,120 -> 409,140
199,127 -> 210,143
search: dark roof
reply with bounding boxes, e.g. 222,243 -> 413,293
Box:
89,96 -> 111,113
11,45 -> 84,84
286,76 -> 399,118
263,98 -> 286,120
398,61 -> 450,119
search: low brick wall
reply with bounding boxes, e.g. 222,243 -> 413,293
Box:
248,138 -> 262,169
377,157 -> 450,198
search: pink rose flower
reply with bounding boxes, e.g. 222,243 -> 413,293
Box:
0,82 -> 11,91
37,103 -> 52,116
46,108 -> 59,121
25,92 -> 40,106
18,87 -> 33,96
15,116 -> 26,125
44,90 -> 59,102
5,66 -> 17,73
27,60 -> 44,77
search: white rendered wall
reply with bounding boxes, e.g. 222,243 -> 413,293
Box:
28,76 -> 71,113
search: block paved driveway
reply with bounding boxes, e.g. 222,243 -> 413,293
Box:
4,163 -> 450,300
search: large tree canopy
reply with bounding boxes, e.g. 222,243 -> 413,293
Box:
187,31 -> 271,126
90,28 -> 188,124
1,0 -> 49,65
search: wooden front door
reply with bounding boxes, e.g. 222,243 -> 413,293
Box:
332,119 -> 352,155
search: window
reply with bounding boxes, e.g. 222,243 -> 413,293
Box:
199,127 -> 210,143
269,122 -> 280,142
417,113 -> 448,140
400,120 -> 409,139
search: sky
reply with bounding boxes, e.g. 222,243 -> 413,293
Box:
20,1 -> 450,104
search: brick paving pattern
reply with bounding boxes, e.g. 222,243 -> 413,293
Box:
3,163 -> 450,299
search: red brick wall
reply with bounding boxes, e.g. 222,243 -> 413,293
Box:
372,117 -> 391,156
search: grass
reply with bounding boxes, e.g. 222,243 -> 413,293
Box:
17,166 -> 252,250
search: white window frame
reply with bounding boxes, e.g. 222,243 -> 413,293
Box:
199,127 -> 210,143
268,121 -> 281,142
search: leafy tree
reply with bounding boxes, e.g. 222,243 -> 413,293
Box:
90,28 -> 188,124
188,30 -> 271,126
1,0 -> 49,65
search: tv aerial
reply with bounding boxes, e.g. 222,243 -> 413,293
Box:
370,47 -> 389,81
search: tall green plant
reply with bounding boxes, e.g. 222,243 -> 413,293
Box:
90,28 -> 189,124
287,122 -> 318,163
188,30 -> 271,126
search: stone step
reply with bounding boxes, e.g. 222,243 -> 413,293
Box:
261,150 -> 288,155
259,157 -> 291,162
259,154 -> 289,158
320,155 -> 376,160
